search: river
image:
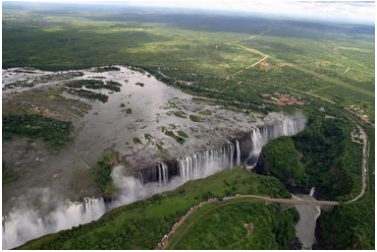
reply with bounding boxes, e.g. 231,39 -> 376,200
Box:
293,194 -> 321,249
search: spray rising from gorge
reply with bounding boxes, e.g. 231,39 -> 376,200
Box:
2,112 -> 306,249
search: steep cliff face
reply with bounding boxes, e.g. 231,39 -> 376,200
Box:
254,149 -> 270,175
139,112 -> 306,184
18,169 -> 296,250
255,137 -> 308,187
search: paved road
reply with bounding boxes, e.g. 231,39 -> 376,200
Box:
225,195 -> 339,206
345,125 -> 369,204
156,195 -> 339,249
156,124 -> 369,249
156,39 -> 372,250
164,198 -> 257,250
156,122 -> 369,249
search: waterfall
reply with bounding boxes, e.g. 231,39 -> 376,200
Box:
177,141 -> 235,182
2,112 -> 306,249
157,163 -> 168,185
236,140 -> 241,166
245,115 -> 305,167
141,112 -> 306,184
2,198 -> 107,250
251,128 -> 264,156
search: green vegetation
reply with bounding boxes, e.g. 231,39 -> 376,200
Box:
317,125 -> 375,250
172,111 -> 187,118
189,114 -> 204,122
164,130 -> 185,145
156,142 -> 170,158
3,5 -> 373,121
160,126 -> 186,144
258,114 -> 363,201
67,89 -> 109,103
257,137 -> 308,186
18,169 -> 296,249
168,200 -> 295,250
133,137 -> 142,144
2,87 -> 92,118
144,133 -> 153,141
198,109 -> 212,116
95,66 -> 121,72
66,79 -> 100,89
293,117 -> 362,201
3,114 -> 73,150
176,130 -> 188,138
105,81 -> 122,92
2,3 -> 374,250
91,150 -> 119,195
2,161 -> 19,184
255,111 -> 374,249
66,79 -> 121,92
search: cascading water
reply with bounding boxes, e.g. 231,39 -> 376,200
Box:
141,112 -> 306,184
236,140 -> 241,166
2,198 -> 107,250
177,141 -> 235,182
156,163 -> 168,185
2,112 -> 306,249
247,128 -> 264,166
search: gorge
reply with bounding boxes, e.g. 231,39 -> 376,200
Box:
2,112 -> 305,249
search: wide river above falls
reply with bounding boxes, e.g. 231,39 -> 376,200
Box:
2,66 -> 307,249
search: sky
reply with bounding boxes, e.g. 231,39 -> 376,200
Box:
3,0 -> 376,24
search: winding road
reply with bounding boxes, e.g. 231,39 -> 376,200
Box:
155,33 -> 372,250
156,195 -> 340,250
155,116 -> 370,250
345,125 -> 369,204
155,108 -> 370,250
230,41 -> 372,204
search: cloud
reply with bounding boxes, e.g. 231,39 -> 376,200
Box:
123,0 -> 375,24
6,0 -> 375,24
